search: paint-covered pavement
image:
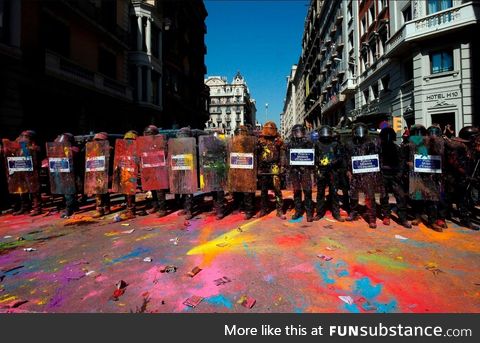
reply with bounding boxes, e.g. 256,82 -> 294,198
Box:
1,195 -> 479,313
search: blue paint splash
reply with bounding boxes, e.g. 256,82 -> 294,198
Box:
107,246 -> 151,265
344,303 -> 361,313
314,262 -> 335,284
354,277 -> 382,298
289,216 -> 303,223
205,294 -> 233,309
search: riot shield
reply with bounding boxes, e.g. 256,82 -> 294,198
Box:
198,135 -> 228,192
84,140 -> 110,195
408,136 -> 444,201
227,136 -> 257,193
286,140 -> 315,190
46,142 -> 76,195
347,139 -> 384,194
168,137 -> 198,194
137,135 -> 168,191
112,139 -> 138,195
2,139 -> 40,194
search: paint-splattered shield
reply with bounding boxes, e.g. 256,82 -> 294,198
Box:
168,137 -> 198,194
227,135 -> 257,193
198,135 -> 228,192
46,142 -> 76,195
84,140 -> 110,196
408,136 -> 444,201
285,140 -> 315,191
112,139 -> 139,195
137,135 -> 168,191
2,139 -> 40,194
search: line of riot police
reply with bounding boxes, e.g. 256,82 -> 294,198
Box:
1,122 -> 479,231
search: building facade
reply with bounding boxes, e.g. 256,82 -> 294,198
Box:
285,0 -> 479,135
0,0 -> 209,142
282,65 -> 298,138
205,72 -> 257,135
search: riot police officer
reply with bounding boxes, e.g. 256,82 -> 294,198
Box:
345,123 -> 383,228
379,127 -> 412,228
143,125 -> 169,217
231,125 -> 256,220
406,124 -> 443,232
314,125 -> 344,222
287,124 -> 314,222
118,130 -> 140,220
257,121 -> 286,219
91,132 -> 111,218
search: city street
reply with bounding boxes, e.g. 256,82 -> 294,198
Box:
1,193 -> 479,313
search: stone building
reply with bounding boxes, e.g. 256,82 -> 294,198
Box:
205,72 -> 257,135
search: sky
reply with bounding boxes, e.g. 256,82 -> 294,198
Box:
204,0 -> 309,127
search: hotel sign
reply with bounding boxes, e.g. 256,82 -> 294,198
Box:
425,91 -> 459,102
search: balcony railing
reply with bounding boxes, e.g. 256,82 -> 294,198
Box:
45,50 -> 132,100
386,2 -> 479,56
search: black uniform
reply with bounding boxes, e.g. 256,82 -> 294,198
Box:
286,125 -> 314,221
345,124 -> 383,228
379,128 -> 410,227
314,132 -> 343,220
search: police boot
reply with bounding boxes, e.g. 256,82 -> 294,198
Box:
244,212 -> 254,220
399,219 -> 412,229
157,209 -> 167,218
216,208 -> 225,220
60,208 -> 74,219
382,216 -> 391,226
436,219 -> 447,229
13,204 -> 29,216
369,221 -> 377,229
257,208 -> 268,218
291,211 -> 302,220
29,195 -> 42,217
346,211 -> 359,221
276,210 -> 286,220
120,208 -> 135,220
92,207 -> 105,218
411,216 -> 422,226
185,211 -> 193,220
148,204 -> 159,214
333,213 -> 345,222
306,211 -> 314,223
430,222 -> 443,232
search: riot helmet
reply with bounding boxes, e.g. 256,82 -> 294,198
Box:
93,132 -> 108,141
352,123 -> 368,140
318,125 -> 333,142
427,126 -> 442,137
144,125 -> 159,136
409,124 -> 427,137
380,127 -> 396,145
291,124 -> 306,140
124,130 -> 138,140
459,126 -> 479,143
56,133 -> 75,145
262,121 -> 278,137
19,130 -> 37,143
310,130 -> 319,142
176,127 -> 192,138
235,125 -> 249,136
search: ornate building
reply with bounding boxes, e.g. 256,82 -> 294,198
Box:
205,72 -> 257,135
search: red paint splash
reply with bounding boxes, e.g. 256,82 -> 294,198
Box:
275,233 -> 308,247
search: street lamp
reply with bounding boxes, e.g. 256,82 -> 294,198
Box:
265,103 -> 269,122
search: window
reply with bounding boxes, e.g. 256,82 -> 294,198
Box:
42,15 -> 70,57
348,32 -> 354,50
427,0 -> 453,15
402,4 -> 412,23
363,89 -> 370,103
368,5 -> 375,26
372,83 -> 379,99
347,2 -> 353,22
98,47 -> 117,79
361,16 -> 366,36
430,50 -> 453,74
151,25 -> 160,58
404,59 -> 414,81
381,74 -> 390,91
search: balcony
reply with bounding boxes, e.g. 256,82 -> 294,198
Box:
45,50 -> 132,100
386,2 -> 480,56
340,77 -> 356,95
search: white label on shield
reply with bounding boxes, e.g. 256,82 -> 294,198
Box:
230,153 -> 254,169
351,154 -> 380,174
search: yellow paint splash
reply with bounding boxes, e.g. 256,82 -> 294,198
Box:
135,233 -> 157,241
0,295 -> 18,303
187,218 -> 261,265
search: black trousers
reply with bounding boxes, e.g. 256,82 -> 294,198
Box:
150,190 -> 167,212
350,182 -> 376,221
316,171 -> 340,217
212,190 -> 225,215
334,169 -> 350,212
233,192 -> 255,215
259,174 -> 283,211
380,173 -> 408,221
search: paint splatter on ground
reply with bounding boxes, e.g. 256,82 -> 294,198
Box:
0,192 -> 479,313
